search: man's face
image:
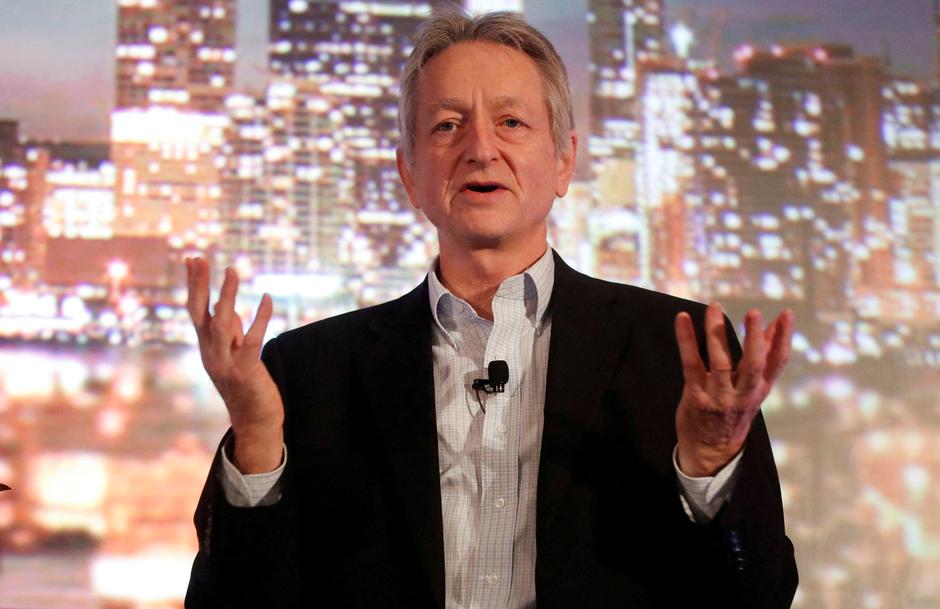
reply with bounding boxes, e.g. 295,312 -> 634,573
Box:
398,41 -> 576,254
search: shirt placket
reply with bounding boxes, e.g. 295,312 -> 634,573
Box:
469,287 -> 532,609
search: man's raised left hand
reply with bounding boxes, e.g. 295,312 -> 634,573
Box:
674,304 -> 794,477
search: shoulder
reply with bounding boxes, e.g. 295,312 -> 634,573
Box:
553,253 -> 708,321
266,279 -> 430,356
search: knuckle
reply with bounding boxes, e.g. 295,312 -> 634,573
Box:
208,314 -> 226,331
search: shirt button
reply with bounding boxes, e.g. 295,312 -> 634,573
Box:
495,498 -> 506,509
485,574 -> 500,585
496,424 -> 507,435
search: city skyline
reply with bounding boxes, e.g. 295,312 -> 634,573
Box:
0,0 -> 936,141
0,0 -> 936,344
1,2 -> 939,607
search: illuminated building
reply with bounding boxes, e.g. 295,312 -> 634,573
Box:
42,236 -> 174,292
113,0 -> 235,259
586,205 -> 645,286
116,0 -> 236,113
43,160 -> 116,240
220,81 -> 353,278
636,67 -> 703,295
268,0 -> 436,271
587,0 -> 665,206
111,108 -> 227,250
814,45 -> 894,291
634,47 -> 863,325
726,46 -> 855,318
0,146 -> 49,288
882,79 -> 940,291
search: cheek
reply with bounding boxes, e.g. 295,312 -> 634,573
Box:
411,170 -> 450,215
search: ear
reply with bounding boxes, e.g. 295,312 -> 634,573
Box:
396,147 -> 420,210
554,132 -> 577,198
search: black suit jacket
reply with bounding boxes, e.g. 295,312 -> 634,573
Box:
186,253 -> 797,608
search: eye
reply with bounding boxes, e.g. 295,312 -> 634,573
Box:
435,120 -> 458,133
502,117 -> 524,129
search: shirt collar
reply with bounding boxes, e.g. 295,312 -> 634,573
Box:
427,247 -> 555,344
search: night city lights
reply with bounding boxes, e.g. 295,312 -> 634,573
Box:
0,1 -> 939,607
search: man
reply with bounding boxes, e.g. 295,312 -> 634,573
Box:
185,11 -> 797,609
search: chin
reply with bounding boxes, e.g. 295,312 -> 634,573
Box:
459,230 -> 509,250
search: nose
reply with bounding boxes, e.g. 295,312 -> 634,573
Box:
464,119 -> 498,166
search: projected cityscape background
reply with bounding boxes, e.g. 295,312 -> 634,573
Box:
1,0 -> 939,607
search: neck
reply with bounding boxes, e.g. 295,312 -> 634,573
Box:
436,238 -> 548,321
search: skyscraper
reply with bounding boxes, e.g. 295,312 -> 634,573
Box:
110,108 -> 228,246
0,147 -> 49,288
882,78 -> 940,291
220,81 -> 353,278
268,0 -> 436,271
116,0 -> 236,113
815,45 -> 893,292
633,45 -> 868,332
587,0 -> 665,206
112,0 -> 236,248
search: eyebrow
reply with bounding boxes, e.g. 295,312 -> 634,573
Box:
426,95 -> 528,114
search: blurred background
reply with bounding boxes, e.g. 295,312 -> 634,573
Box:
0,0 -> 939,607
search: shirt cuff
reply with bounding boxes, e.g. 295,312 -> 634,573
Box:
217,436 -> 287,508
673,445 -> 744,523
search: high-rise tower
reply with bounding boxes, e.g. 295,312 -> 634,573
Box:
112,0 -> 235,247
587,0 -> 665,185
116,0 -> 236,112
268,0 -> 436,271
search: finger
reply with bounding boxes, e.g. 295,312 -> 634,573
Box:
209,268 -> 239,360
186,257 -> 211,332
736,309 -> 767,395
704,303 -> 734,388
212,267 -> 239,327
231,310 -> 245,349
675,312 -> 707,387
764,309 -> 794,383
244,293 -> 273,350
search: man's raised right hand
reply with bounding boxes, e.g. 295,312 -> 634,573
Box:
186,257 -> 284,474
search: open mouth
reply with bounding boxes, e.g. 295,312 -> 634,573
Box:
464,183 -> 502,193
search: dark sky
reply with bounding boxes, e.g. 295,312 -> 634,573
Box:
0,0 -> 934,141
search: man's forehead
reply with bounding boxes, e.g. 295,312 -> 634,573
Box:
423,95 -> 531,114
414,41 -> 544,112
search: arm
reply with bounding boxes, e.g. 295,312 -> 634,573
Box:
184,259 -> 303,608
672,304 -> 797,607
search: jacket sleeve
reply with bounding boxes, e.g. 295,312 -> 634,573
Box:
184,337 -> 305,609
683,314 -> 798,608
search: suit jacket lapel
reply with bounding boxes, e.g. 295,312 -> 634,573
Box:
537,253 -> 633,533
362,279 -> 445,609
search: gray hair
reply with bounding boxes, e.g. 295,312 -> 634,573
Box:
399,11 -> 575,168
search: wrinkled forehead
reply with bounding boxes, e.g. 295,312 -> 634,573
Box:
414,41 -> 548,116
424,95 -> 533,116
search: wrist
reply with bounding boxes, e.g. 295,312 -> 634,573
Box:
676,441 -> 742,478
231,425 -> 284,474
